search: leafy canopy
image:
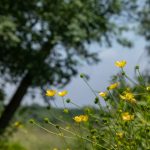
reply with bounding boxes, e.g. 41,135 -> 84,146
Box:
0,0 -> 137,88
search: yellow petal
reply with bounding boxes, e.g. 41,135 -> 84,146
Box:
45,89 -> 57,97
108,82 -> 119,90
115,60 -> 127,68
58,90 -> 68,97
99,92 -> 107,98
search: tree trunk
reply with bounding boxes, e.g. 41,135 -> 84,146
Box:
0,73 -> 31,134
0,41 -> 54,134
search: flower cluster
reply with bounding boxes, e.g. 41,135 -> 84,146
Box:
116,132 -> 124,138
120,89 -> 136,104
29,60 -> 149,150
46,90 -> 68,97
122,112 -> 134,121
73,115 -> 88,123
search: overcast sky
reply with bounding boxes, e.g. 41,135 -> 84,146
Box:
5,33 -> 148,108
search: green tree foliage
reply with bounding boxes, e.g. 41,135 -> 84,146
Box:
0,0 -> 138,132
137,0 -> 150,82
0,0 -> 138,86
139,0 -> 150,53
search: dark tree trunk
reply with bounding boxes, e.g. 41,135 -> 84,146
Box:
0,73 -> 32,134
0,42 -> 54,134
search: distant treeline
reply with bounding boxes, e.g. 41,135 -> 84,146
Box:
14,104 -> 98,124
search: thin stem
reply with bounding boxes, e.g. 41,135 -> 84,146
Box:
33,122 -> 75,139
62,97 -> 66,108
82,77 -> 103,110
78,123 -> 85,149
82,78 -> 97,97
137,69 -> 146,86
47,121 -> 114,149
70,101 -> 82,108
57,128 -> 69,148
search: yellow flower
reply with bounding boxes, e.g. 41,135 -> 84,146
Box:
73,115 -> 88,123
81,115 -> 88,122
58,90 -> 68,97
99,92 -> 107,98
122,112 -> 134,121
146,86 -> 150,91
115,60 -> 127,68
120,91 -> 136,104
45,89 -> 56,97
108,82 -> 119,90
73,116 -> 82,123
53,148 -> 58,150
116,132 -> 124,138
14,121 -> 23,128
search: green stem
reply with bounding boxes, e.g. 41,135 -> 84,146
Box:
47,121 -> 115,149
33,122 -> 75,139
137,69 -> 146,86
82,78 -> 103,111
70,101 -> 81,108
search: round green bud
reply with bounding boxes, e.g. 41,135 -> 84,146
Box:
84,108 -> 91,114
106,87 -> 110,90
95,120 -> 99,124
80,73 -> 85,78
66,99 -> 71,103
105,96 -> 109,101
46,106 -> 51,110
29,119 -> 34,124
63,109 -> 69,113
94,97 -> 99,104
122,71 -> 126,76
135,65 -> 139,70
90,129 -> 97,134
44,118 -> 49,123
55,125 -> 60,129
87,135 -> 90,138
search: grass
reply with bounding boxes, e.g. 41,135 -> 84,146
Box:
11,125 -> 67,150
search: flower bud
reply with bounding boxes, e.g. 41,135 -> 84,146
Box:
94,97 -> 99,104
66,98 -> 71,103
63,109 -> 69,113
122,71 -> 126,76
80,73 -> 85,78
55,125 -> 60,129
29,119 -> 35,124
135,65 -> 139,70
44,118 -> 49,123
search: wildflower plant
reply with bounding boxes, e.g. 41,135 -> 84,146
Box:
30,60 -> 150,149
